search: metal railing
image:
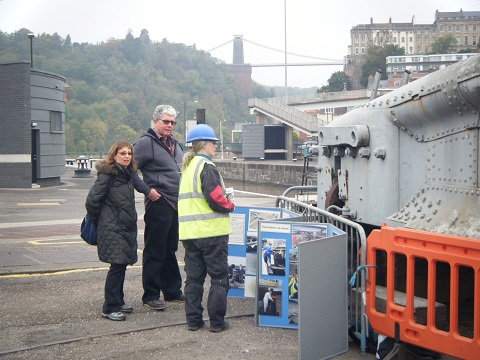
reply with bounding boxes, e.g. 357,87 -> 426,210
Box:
272,89 -> 372,105
275,187 -> 369,354
248,98 -> 324,135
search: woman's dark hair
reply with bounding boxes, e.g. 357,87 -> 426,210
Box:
105,141 -> 138,171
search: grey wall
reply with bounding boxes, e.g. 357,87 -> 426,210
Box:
0,62 -> 66,188
242,124 -> 265,159
0,62 -> 32,188
30,69 -> 66,184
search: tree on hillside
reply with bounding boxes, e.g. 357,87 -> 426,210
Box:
64,34 -> 72,50
361,44 -> 404,88
252,82 -> 271,98
327,71 -> 352,92
81,119 -> 108,156
0,29 -> 256,152
458,48 -> 478,53
374,29 -> 392,48
430,35 -> 458,54
114,124 -> 139,145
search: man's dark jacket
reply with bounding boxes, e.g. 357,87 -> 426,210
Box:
134,128 -> 183,205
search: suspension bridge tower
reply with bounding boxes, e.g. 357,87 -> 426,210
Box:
228,35 -> 252,97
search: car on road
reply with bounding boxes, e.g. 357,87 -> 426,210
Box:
297,141 -> 318,157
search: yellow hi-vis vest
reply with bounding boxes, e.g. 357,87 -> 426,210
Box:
178,156 -> 232,240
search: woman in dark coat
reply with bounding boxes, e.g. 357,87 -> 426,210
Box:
85,141 -> 160,321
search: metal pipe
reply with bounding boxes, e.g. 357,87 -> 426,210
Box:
284,0 -> 288,100
28,33 -> 35,68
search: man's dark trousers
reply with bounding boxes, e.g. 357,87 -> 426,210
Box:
142,197 -> 182,303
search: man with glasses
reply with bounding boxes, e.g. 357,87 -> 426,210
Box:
134,104 -> 185,311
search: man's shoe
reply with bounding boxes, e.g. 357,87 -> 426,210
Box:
102,312 -> 126,321
209,321 -> 229,333
120,304 -> 133,313
187,322 -> 205,331
165,293 -> 185,302
143,299 -> 167,311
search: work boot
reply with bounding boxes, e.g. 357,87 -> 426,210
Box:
143,299 -> 167,311
187,321 -> 205,331
210,321 -> 229,333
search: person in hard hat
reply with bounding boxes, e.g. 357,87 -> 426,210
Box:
178,124 -> 235,333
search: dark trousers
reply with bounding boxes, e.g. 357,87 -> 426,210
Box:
103,263 -> 127,314
182,235 -> 230,328
142,197 -> 182,303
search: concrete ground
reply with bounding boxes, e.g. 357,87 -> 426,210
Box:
0,167 -> 450,359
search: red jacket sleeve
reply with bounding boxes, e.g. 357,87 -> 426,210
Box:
200,163 -> 235,213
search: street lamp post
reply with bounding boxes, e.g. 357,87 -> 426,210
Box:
183,101 -> 186,144
219,120 -> 225,159
284,0 -> 288,100
28,33 -> 35,68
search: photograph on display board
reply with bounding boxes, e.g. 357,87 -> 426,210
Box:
248,209 -> 280,232
261,238 -> 286,276
258,281 -> 283,317
292,224 -> 327,248
245,235 -> 257,276
228,256 -> 246,289
288,249 -> 299,325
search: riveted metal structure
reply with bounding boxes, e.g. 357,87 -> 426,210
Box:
317,54 -> 480,238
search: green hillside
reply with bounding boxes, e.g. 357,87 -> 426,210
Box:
0,28 -> 273,156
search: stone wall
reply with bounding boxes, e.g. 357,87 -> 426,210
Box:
215,160 -> 317,187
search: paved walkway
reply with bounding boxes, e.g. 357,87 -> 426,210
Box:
0,169 -> 387,359
0,167 -> 276,275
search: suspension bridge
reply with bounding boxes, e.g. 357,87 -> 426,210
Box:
205,35 -> 372,159
208,35 -> 344,68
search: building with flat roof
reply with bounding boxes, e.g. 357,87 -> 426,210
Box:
386,53 -> 478,78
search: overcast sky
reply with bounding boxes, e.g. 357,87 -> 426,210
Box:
0,0 -> 478,88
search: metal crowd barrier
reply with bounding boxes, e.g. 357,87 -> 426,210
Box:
366,225 -> 480,359
275,187 -> 369,354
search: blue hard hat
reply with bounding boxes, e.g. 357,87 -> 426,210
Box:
187,124 -> 219,142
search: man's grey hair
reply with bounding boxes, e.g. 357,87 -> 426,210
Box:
153,105 -> 177,120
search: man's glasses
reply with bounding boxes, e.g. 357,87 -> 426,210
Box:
161,120 -> 176,126
211,141 -> 217,145
118,151 -> 133,156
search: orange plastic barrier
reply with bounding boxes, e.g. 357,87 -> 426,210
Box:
366,225 -> 480,360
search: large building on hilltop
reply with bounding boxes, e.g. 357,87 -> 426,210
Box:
345,9 -> 480,89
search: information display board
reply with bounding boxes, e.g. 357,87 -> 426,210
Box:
227,206 -> 300,298
255,220 -> 346,330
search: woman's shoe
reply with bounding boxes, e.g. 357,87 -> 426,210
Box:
102,312 -> 126,321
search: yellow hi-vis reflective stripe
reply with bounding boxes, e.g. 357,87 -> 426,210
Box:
178,156 -> 231,240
